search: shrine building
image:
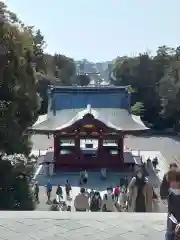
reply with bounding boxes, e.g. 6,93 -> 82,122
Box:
30,85 -> 148,171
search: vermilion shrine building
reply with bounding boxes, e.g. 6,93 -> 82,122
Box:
30,85 -> 148,171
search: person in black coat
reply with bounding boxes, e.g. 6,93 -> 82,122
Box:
34,183 -> 39,203
90,191 -> 101,212
160,164 -> 180,240
160,163 -> 178,200
56,184 -> 63,202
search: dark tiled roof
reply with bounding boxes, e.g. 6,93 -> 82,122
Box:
50,85 -> 130,91
31,108 -> 148,132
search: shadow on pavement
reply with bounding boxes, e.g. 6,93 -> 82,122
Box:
35,172 -> 132,191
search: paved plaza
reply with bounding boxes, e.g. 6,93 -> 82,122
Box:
35,168 -> 167,212
0,212 -> 167,240
32,134 -> 175,212
35,172 -> 132,211
31,134 -> 180,164
125,135 -> 180,164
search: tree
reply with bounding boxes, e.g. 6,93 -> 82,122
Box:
110,48 -> 180,129
0,155 -> 35,210
158,53 -> 180,128
131,102 -> 144,116
0,1 -> 79,210
33,29 -> 46,73
36,73 -> 50,114
53,54 -> 76,85
0,2 -> 40,155
75,74 -> 90,86
0,2 -> 39,210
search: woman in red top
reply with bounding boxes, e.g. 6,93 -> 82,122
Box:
114,186 -> 120,202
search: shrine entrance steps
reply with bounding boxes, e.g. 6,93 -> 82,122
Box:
55,164 -> 134,172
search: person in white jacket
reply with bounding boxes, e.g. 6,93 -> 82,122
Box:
119,185 -> 127,209
102,192 -> 116,212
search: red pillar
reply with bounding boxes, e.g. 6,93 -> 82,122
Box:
98,136 -> 104,167
75,135 -> 80,161
54,134 -> 60,171
118,134 -> 124,163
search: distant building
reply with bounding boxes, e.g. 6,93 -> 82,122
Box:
30,85 -> 148,171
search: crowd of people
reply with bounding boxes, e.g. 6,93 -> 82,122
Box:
33,165 -> 160,213
32,160 -> 180,239
43,183 -> 128,212
33,172 -> 129,212
74,186 -> 126,212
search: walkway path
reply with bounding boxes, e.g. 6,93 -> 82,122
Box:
34,169 -> 167,212
125,135 -> 180,165
35,172 -> 132,211
132,150 -> 168,183
31,134 -> 180,165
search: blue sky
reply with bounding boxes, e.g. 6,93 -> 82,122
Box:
7,0 -> 180,62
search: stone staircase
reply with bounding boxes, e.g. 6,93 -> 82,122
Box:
0,212 -> 167,240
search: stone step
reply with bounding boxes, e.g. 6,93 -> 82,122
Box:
0,212 -> 167,240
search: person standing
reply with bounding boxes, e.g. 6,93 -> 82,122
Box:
79,170 -> 83,185
127,169 -> 153,212
152,157 -> 158,169
120,177 -> 124,187
56,184 -> 63,203
85,188 -> 90,198
160,169 -> 180,240
74,187 -> 89,211
34,182 -> 39,204
152,188 -> 160,212
114,185 -> 120,202
65,180 -> 72,199
124,176 -> 129,191
83,170 -> 88,184
119,185 -> 127,210
101,168 -> 107,180
120,176 -> 128,190
160,163 -> 178,201
89,189 -> 95,200
45,180 -> 52,204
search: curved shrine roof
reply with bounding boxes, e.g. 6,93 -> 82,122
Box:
31,106 -> 148,133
